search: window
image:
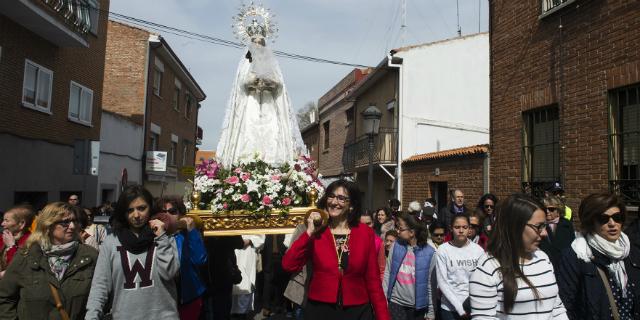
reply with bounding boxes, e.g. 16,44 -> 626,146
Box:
609,85 -> 640,205
345,107 -> 354,126
68,81 -> 93,125
522,106 -> 560,198
170,141 -> 177,166
185,93 -> 193,119
22,60 -> 53,112
153,68 -> 162,96
323,121 -> 330,151
173,79 -> 181,111
150,133 -> 159,151
182,142 -> 189,166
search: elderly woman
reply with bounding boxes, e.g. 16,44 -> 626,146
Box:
558,193 -> 640,319
0,202 -> 97,319
0,204 -> 35,278
539,195 -> 574,272
85,185 -> 180,320
282,180 -> 390,320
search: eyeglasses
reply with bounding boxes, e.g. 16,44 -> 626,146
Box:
597,212 -> 624,225
56,218 -> 77,228
432,233 -> 444,237
484,205 -> 494,209
160,208 -> 178,215
526,223 -> 548,234
327,194 -> 350,203
546,207 -> 558,212
126,205 -> 148,214
397,227 -> 411,233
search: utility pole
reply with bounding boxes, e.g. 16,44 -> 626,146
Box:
456,0 -> 462,37
400,0 -> 407,46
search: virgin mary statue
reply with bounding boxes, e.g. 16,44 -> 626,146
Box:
217,7 -> 305,168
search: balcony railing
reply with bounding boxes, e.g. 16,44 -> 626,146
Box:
542,0 -> 574,14
610,180 -> 640,206
42,0 -> 92,34
343,128 -> 398,173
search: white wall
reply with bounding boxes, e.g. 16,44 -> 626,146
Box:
98,112 -> 144,203
396,33 -> 490,160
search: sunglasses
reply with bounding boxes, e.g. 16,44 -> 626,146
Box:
56,218 -> 77,228
484,205 -> 494,209
160,208 -> 178,215
470,224 -> 480,228
432,233 -> 444,237
597,212 -> 624,225
126,205 -> 148,214
526,222 -> 548,234
546,207 -> 558,212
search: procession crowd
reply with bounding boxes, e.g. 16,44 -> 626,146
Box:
0,181 -> 638,320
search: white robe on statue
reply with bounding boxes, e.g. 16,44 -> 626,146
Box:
231,234 -> 265,314
217,43 -> 306,168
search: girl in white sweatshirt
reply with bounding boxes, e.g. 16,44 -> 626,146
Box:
435,215 -> 484,320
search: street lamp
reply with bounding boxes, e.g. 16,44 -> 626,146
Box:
362,104 -> 382,211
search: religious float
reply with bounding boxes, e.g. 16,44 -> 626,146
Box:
187,3 -> 325,236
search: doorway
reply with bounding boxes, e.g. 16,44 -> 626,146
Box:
429,181 -> 448,210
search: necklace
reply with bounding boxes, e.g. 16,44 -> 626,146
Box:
331,230 -> 350,274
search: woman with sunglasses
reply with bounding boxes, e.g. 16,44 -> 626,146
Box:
0,202 -> 97,319
86,185 -> 180,320
538,195 -> 574,273
558,193 -> 639,319
476,193 -> 497,236
470,194 -> 567,319
282,180 -> 390,320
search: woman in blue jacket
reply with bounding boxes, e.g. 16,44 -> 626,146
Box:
383,212 -> 436,320
158,197 -> 208,320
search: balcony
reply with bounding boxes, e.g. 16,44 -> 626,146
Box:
343,127 -> 398,173
0,0 -> 93,47
610,180 -> 640,207
541,0 -> 576,17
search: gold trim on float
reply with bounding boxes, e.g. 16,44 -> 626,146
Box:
187,206 -> 313,236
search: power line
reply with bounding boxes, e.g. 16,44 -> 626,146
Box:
84,6 -> 373,68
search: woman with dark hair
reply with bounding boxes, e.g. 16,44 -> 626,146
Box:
435,215 -> 484,319
469,194 -> 567,319
383,212 -> 436,320
282,180 -> 390,320
374,207 -> 395,237
476,193 -> 497,236
0,202 -> 97,319
85,185 -> 180,320
361,211 -> 387,278
558,193 -> 639,319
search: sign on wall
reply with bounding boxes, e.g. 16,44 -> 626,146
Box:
146,151 -> 167,172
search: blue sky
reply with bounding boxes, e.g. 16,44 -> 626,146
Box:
109,0 -> 489,150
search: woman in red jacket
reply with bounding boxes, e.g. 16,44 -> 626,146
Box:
282,180 -> 390,320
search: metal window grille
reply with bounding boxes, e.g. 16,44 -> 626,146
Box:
522,107 -> 560,198
609,85 -> 640,205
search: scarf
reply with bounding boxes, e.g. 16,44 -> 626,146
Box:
44,241 -> 79,280
548,216 -> 560,233
116,226 -> 155,254
571,232 -> 631,296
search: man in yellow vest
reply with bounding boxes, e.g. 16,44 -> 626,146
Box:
548,182 -> 572,221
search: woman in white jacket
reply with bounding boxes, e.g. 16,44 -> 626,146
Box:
435,215 -> 484,319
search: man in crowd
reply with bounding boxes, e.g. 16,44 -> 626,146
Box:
546,182 -> 572,221
439,189 -> 469,230
68,194 -> 79,206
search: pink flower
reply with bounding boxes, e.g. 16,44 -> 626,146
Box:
262,195 -> 272,205
282,197 -> 292,206
294,164 -> 302,171
240,194 -> 251,203
223,202 -> 228,209
271,175 -> 281,182
234,167 -> 242,174
225,176 -> 240,185
241,172 -> 251,182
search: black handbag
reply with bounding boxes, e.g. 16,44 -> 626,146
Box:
229,260 -> 242,285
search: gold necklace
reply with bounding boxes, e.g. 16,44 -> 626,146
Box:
331,231 -> 350,273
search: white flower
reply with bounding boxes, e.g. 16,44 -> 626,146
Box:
246,179 -> 260,193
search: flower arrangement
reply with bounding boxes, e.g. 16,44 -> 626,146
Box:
191,153 -> 323,214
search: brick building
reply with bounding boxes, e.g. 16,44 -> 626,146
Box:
316,68 -> 370,180
0,0 -> 109,209
402,145 -> 489,210
489,0 -> 640,213
103,20 -> 206,198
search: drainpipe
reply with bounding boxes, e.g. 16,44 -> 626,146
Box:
387,52 -> 403,203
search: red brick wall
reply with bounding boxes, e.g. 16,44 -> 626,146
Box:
489,0 -> 640,213
402,155 -> 486,210
318,101 -> 355,177
0,0 -> 110,145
